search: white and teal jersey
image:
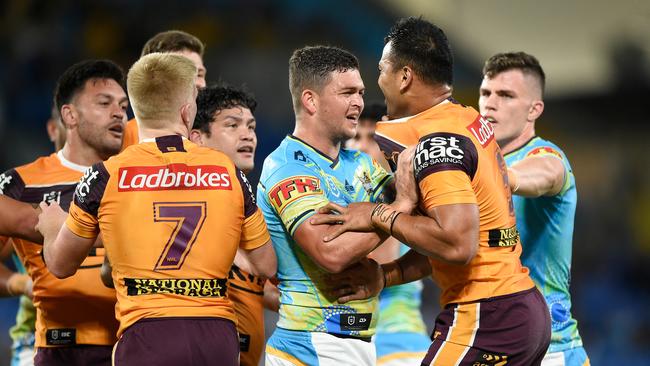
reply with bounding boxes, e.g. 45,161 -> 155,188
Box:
504,136 -> 583,353
258,135 -> 392,338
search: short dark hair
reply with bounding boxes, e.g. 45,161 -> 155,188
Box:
194,84 -> 258,136
483,52 -> 546,94
54,59 -> 125,112
289,45 -> 359,111
360,102 -> 386,124
141,30 -> 204,57
384,17 -> 453,86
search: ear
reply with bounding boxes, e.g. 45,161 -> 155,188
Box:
189,129 -> 203,145
180,102 -> 195,130
528,100 -> 544,121
300,89 -> 317,115
59,105 -> 77,129
399,66 -> 413,94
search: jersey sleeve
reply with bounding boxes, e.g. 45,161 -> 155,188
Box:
65,163 -> 109,239
413,132 -> 478,210
0,169 -> 25,200
235,169 -> 271,250
263,163 -> 328,236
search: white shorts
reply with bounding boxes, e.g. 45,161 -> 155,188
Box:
11,336 -> 35,366
541,347 -> 590,366
266,328 -> 375,366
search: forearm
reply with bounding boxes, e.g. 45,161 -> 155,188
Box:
370,203 -> 470,264
321,230 -> 388,273
381,248 -> 432,288
508,156 -> 565,197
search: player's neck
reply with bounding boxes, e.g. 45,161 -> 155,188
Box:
139,124 -> 189,142
499,123 -> 536,155
292,122 -> 340,161
393,85 -> 452,119
60,140 -> 103,167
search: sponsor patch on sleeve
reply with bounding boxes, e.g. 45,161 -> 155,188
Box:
74,163 -> 109,216
267,175 -> 323,215
0,169 -> 24,199
413,132 -> 478,183
466,115 -> 495,148
525,146 -> 563,160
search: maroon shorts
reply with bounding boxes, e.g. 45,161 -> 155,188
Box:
421,287 -> 551,366
113,317 -> 239,366
34,345 -> 112,366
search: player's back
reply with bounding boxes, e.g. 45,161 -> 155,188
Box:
69,135 -> 267,336
376,99 -> 534,305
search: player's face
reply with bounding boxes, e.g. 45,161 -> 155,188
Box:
173,50 -> 207,89
202,106 -> 257,173
378,42 -> 403,119
479,69 -> 537,146
318,69 -> 365,143
74,78 -> 128,159
346,119 -> 376,152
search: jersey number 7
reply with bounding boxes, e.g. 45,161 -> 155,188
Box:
153,202 -> 207,271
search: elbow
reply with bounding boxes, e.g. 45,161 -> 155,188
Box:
47,263 -> 76,279
315,252 -> 348,274
443,241 -> 477,266
45,255 -> 76,279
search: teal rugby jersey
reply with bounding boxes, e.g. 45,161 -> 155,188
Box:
505,136 -> 583,353
257,135 -> 392,337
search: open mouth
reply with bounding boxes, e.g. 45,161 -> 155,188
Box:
108,124 -> 124,136
237,146 -> 254,154
484,116 -> 497,124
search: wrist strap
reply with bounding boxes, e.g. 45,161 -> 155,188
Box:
7,273 -> 29,296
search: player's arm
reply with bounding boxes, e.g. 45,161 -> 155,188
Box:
242,239 -> 276,279
313,144 -> 479,265
100,255 -> 114,288
37,202 -> 95,279
325,248 -> 432,303
294,217 -> 389,273
0,195 -> 42,243
0,239 -> 32,298
508,155 -> 566,197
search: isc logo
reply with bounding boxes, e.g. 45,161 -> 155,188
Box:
268,176 -> 321,213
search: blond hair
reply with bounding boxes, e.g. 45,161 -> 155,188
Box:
127,53 -> 197,128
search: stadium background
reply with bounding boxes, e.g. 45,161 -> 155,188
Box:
0,0 -> 648,364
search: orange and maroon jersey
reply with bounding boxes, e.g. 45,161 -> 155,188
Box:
375,99 -> 534,306
0,152 -> 118,347
121,118 -> 139,151
65,135 -> 270,336
228,265 -> 265,366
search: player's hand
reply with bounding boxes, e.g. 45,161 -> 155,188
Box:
35,202 -> 67,241
6,273 -> 33,299
323,258 -> 384,303
393,146 -> 419,213
310,202 -> 377,242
